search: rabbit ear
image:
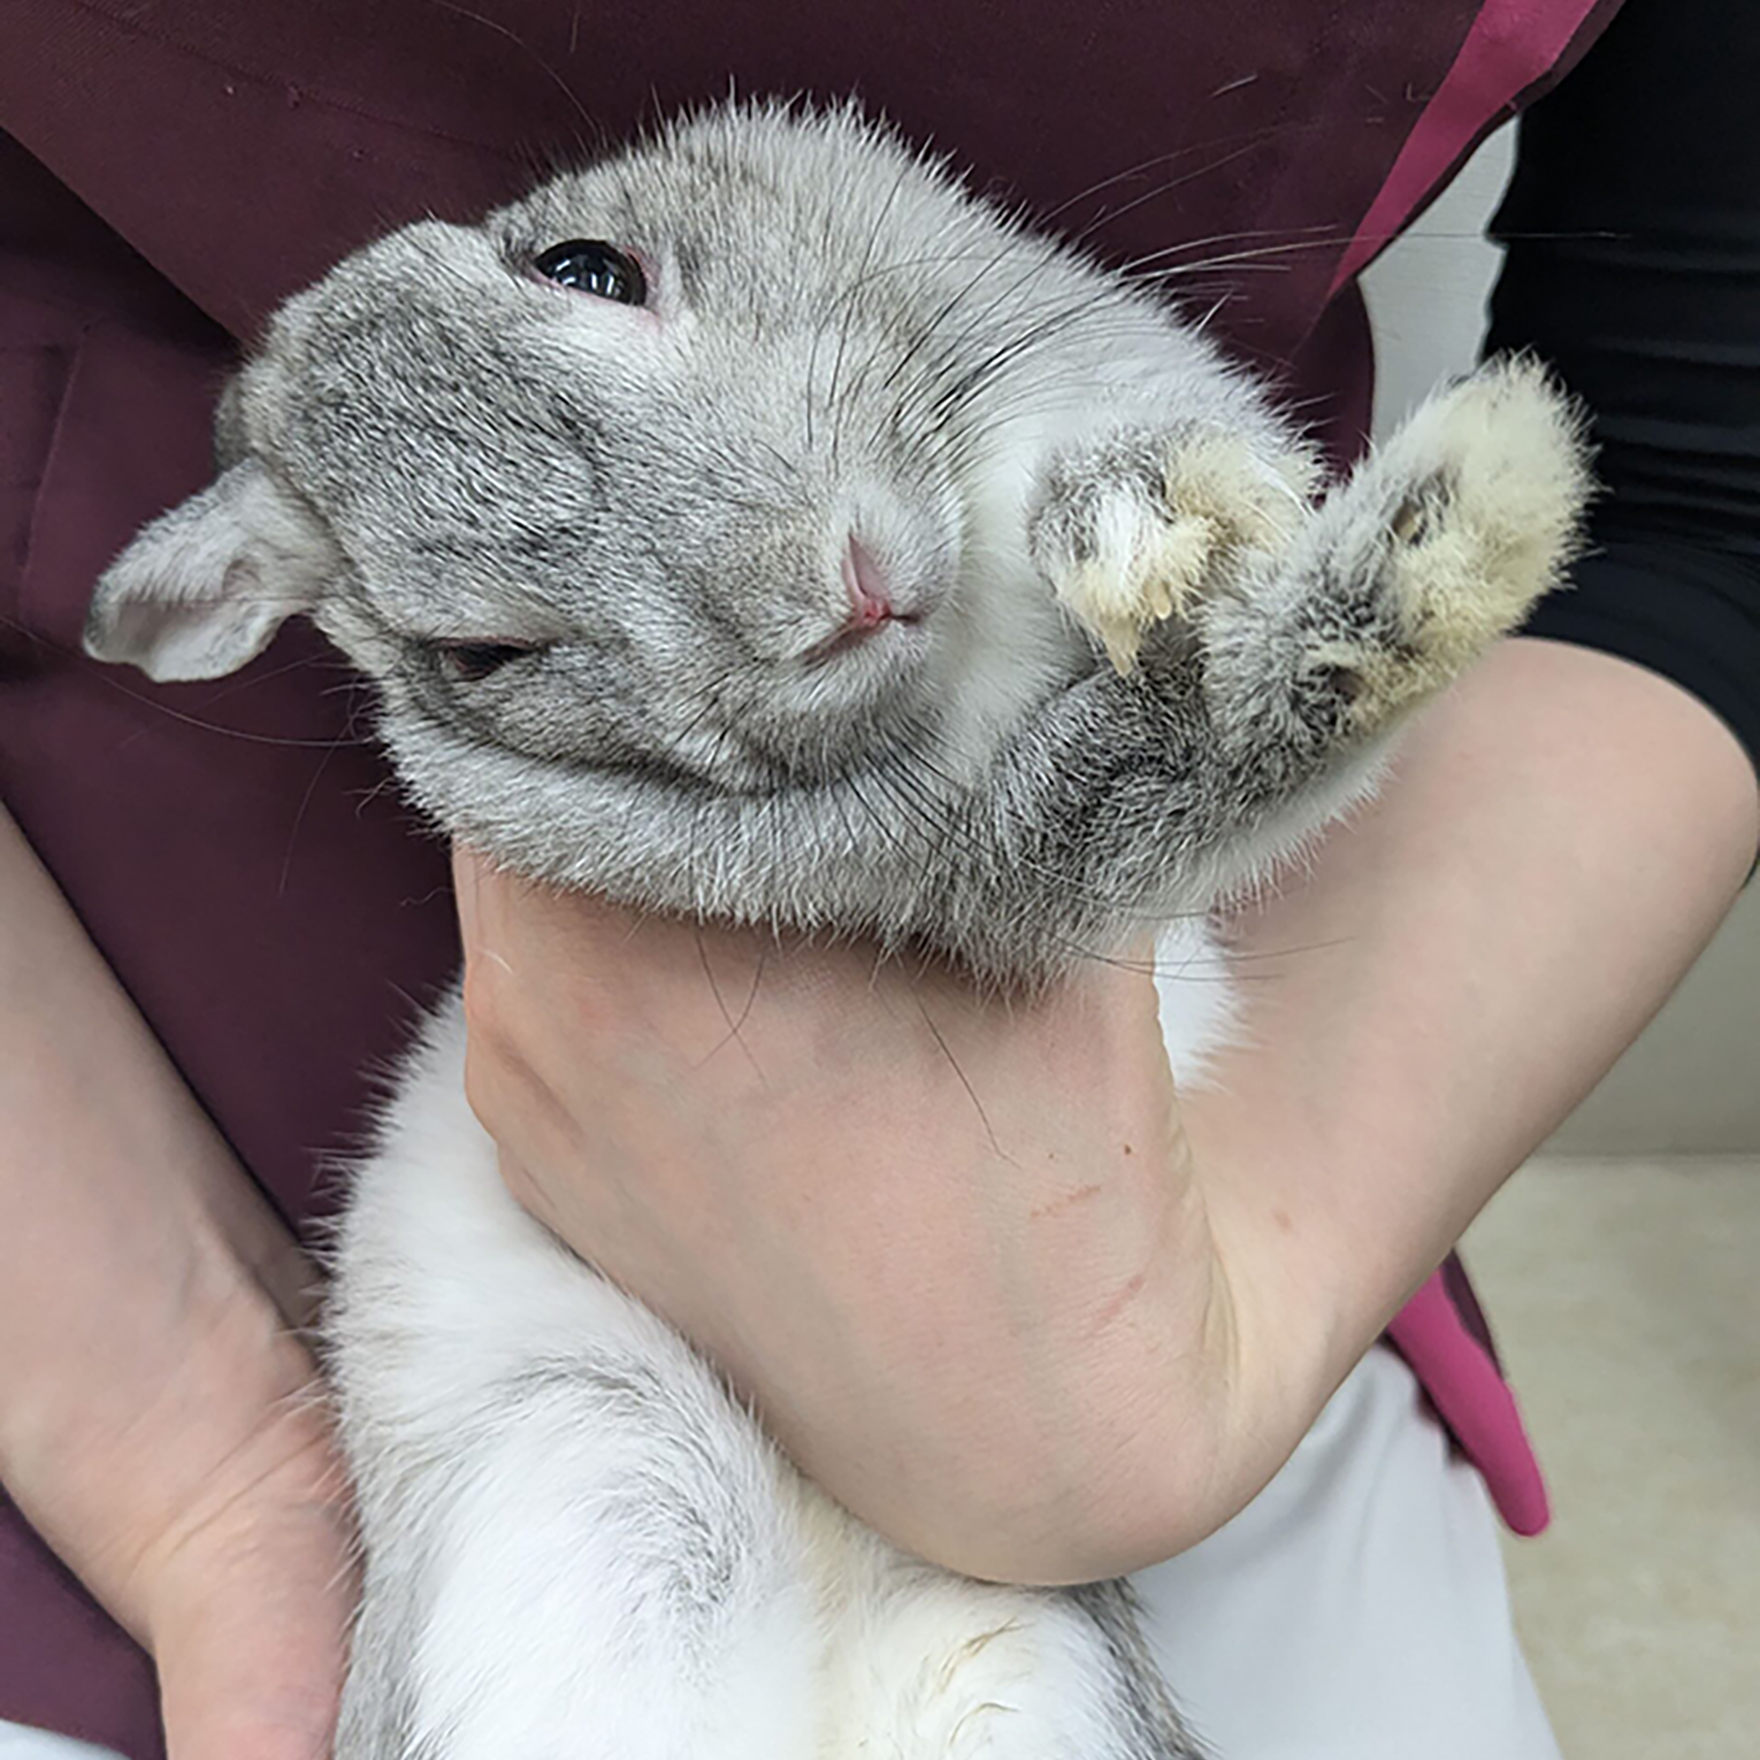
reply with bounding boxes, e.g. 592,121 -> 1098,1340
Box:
84,460 -> 335,681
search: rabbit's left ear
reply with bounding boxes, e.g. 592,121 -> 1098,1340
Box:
84,460 -> 336,681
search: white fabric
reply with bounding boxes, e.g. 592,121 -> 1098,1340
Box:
0,1345 -> 1556,1760
0,1730 -> 127,1760
1128,1343 -> 1561,1758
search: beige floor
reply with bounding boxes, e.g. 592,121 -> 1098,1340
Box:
1463,1159 -> 1760,1759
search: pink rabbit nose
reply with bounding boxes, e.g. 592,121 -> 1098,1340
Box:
842,536 -> 897,630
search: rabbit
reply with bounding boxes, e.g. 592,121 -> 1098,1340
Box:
85,100 -> 1590,1760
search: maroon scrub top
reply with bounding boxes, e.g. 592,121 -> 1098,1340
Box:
0,2 -> 1618,1752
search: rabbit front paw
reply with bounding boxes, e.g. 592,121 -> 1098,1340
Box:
1300,357 -> 1592,732
1031,427 -> 1316,673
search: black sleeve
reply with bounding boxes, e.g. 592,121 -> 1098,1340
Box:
1484,0 -> 1760,784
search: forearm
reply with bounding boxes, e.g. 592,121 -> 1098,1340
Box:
1180,638 -> 1759,1443
0,804 -> 320,1638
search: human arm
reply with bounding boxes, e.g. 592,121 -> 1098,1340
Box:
0,804 -> 353,1760
453,639 -> 1755,1583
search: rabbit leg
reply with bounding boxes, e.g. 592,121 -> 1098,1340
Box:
334,1367 -> 823,1760
956,359 -> 1589,976
819,1556 -> 1206,1760
328,1011 -> 823,1760
1200,356 -> 1591,752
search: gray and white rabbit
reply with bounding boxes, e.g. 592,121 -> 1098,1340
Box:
87,102 -> 1589,1760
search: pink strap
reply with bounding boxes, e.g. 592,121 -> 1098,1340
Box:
1330,0 -> 1606,294
1342,0 -> 1618,1536
1386,1270 -> 1550,1535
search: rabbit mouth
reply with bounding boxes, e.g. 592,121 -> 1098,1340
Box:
801,612 -> 927,670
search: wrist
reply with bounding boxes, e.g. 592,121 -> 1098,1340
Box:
130,1320 -> 344,1656
1053,1195 -> 1319,1579
862,1172 -> 1261,1586
1,1243 -> 326,1645
1056,1140 -> 1391,1579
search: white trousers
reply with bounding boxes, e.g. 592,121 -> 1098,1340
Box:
1129,1344 -> 1559,1758
0,1345 -> 1557,1760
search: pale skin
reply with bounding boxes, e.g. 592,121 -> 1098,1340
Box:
1,638 -> 1754,1748
0,806 -> 350,1760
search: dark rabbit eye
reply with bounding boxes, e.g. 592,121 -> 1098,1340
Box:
532,239 -> 648,305
432,641 -> 541,683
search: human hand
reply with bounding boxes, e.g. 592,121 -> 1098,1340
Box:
453,849 -> 1331,1585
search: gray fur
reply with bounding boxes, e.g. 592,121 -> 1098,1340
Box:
87,101 -> 1586,982
85,99 -> 1591,1758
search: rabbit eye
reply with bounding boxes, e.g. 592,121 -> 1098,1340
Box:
532,240 -> 648,305
432,641 -> 543,683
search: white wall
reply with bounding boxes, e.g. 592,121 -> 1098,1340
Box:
1358,130 -> 1760,1155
